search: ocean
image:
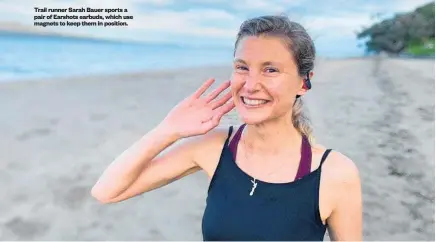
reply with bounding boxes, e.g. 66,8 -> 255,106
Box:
0,32 -> 234,82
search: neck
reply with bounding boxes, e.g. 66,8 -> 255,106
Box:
243,115 -> 302,155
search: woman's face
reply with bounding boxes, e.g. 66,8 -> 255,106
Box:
231,36 -> 307,124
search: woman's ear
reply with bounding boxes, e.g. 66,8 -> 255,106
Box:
296,71 -> 314,97
296,79 -> 308,96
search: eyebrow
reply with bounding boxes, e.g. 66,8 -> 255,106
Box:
233,58 -> 280,67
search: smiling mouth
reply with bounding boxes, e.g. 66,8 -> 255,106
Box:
241,97 -> 271,107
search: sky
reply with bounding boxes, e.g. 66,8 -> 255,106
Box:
0,0 -> 433,57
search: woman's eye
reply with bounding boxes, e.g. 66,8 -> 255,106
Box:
235,65 -> 248,71
265,67 -> 278,73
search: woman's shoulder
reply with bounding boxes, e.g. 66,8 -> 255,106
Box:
188,126 -> 234,166
313,144 -> 360,185
192,126 -> 234,145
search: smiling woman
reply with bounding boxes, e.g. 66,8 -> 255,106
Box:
91,14 -> 362,241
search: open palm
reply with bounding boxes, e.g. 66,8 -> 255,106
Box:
161,78 -> 235,139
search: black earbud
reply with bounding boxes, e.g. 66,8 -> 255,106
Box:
296,72 -> 312,99
304,72 -> 312,90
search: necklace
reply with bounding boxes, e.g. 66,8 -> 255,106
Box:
242,130 -> 292,196
249,178 -> 257,196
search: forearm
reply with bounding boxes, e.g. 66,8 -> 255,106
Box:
91,124 -> 179,201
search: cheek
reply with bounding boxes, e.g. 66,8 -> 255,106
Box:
263,81 -> 297,109
263,79 -> 292,98
230,74 -> 244,92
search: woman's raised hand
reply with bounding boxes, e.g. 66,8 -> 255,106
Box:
160,78 -> 235,139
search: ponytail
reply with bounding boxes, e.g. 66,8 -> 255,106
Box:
292,98 -> 315,145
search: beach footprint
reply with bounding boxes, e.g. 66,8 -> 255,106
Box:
416,106 -> 434,122
3,216 -> 49,240
16,127 -> 53,141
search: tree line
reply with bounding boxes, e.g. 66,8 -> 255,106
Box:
357,1 -> 435,56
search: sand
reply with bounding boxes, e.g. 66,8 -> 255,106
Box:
0,57 -> 434,240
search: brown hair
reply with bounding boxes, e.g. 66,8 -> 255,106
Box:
234,15 -> 316,144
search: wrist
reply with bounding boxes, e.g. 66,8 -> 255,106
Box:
154,123 -> 181,142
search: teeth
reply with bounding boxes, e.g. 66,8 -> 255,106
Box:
243,97 -> 268,106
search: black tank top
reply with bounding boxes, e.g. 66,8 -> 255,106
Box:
202,125 -> 332,241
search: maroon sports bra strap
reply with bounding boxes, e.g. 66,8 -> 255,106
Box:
295,135 -> 312,180
229,124 -> 246,160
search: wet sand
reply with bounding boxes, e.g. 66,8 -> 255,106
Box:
0,57 -> 434,240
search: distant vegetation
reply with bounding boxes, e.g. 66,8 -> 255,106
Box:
357,1 -> 435,56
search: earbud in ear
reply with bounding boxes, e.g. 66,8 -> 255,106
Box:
303,72 -> 312,90
296,72 -> 312,99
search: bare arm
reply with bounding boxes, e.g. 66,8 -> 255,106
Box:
91,78 -> 235,204
91,125 -> 198,203
327,156 -> 363,241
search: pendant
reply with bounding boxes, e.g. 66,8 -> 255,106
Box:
249,178 -> 257,196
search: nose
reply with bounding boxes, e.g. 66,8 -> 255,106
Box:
243,71 -> 261,92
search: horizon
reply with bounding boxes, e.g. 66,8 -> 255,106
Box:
0,0 -> 434,58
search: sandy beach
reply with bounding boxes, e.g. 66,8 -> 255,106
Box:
0,57 -> 434,240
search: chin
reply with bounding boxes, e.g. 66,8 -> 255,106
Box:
235,106 -> 273,125
240,116 -> 267,125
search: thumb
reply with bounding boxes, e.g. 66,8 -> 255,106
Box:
200,114 -> 221,132
211,112 -> 223,126
200,103 -> 232,132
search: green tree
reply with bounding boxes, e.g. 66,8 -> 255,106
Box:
357,2 -> 435,55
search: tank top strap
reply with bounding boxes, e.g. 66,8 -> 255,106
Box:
319,149 -> 333,167
294,135 -> 312,180
207,125 -> 235,194
223,125 -> 234,147
229,124 -> 246,160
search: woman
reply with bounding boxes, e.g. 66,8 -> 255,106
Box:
91,15 -> 362,241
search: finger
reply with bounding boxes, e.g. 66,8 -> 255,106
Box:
191,78 -> 215,99
199,120 -> 217,134
215,101 -> 235,117
207,102 -> 235,128
209,91 -> 233,110
199,115 -> 219,133
200,101 -> 234,131
204,80 -> 231,103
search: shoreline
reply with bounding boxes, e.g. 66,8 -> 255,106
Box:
0,64 -> 233,85
3,55 -> 433,85
0,55 -> 420,85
